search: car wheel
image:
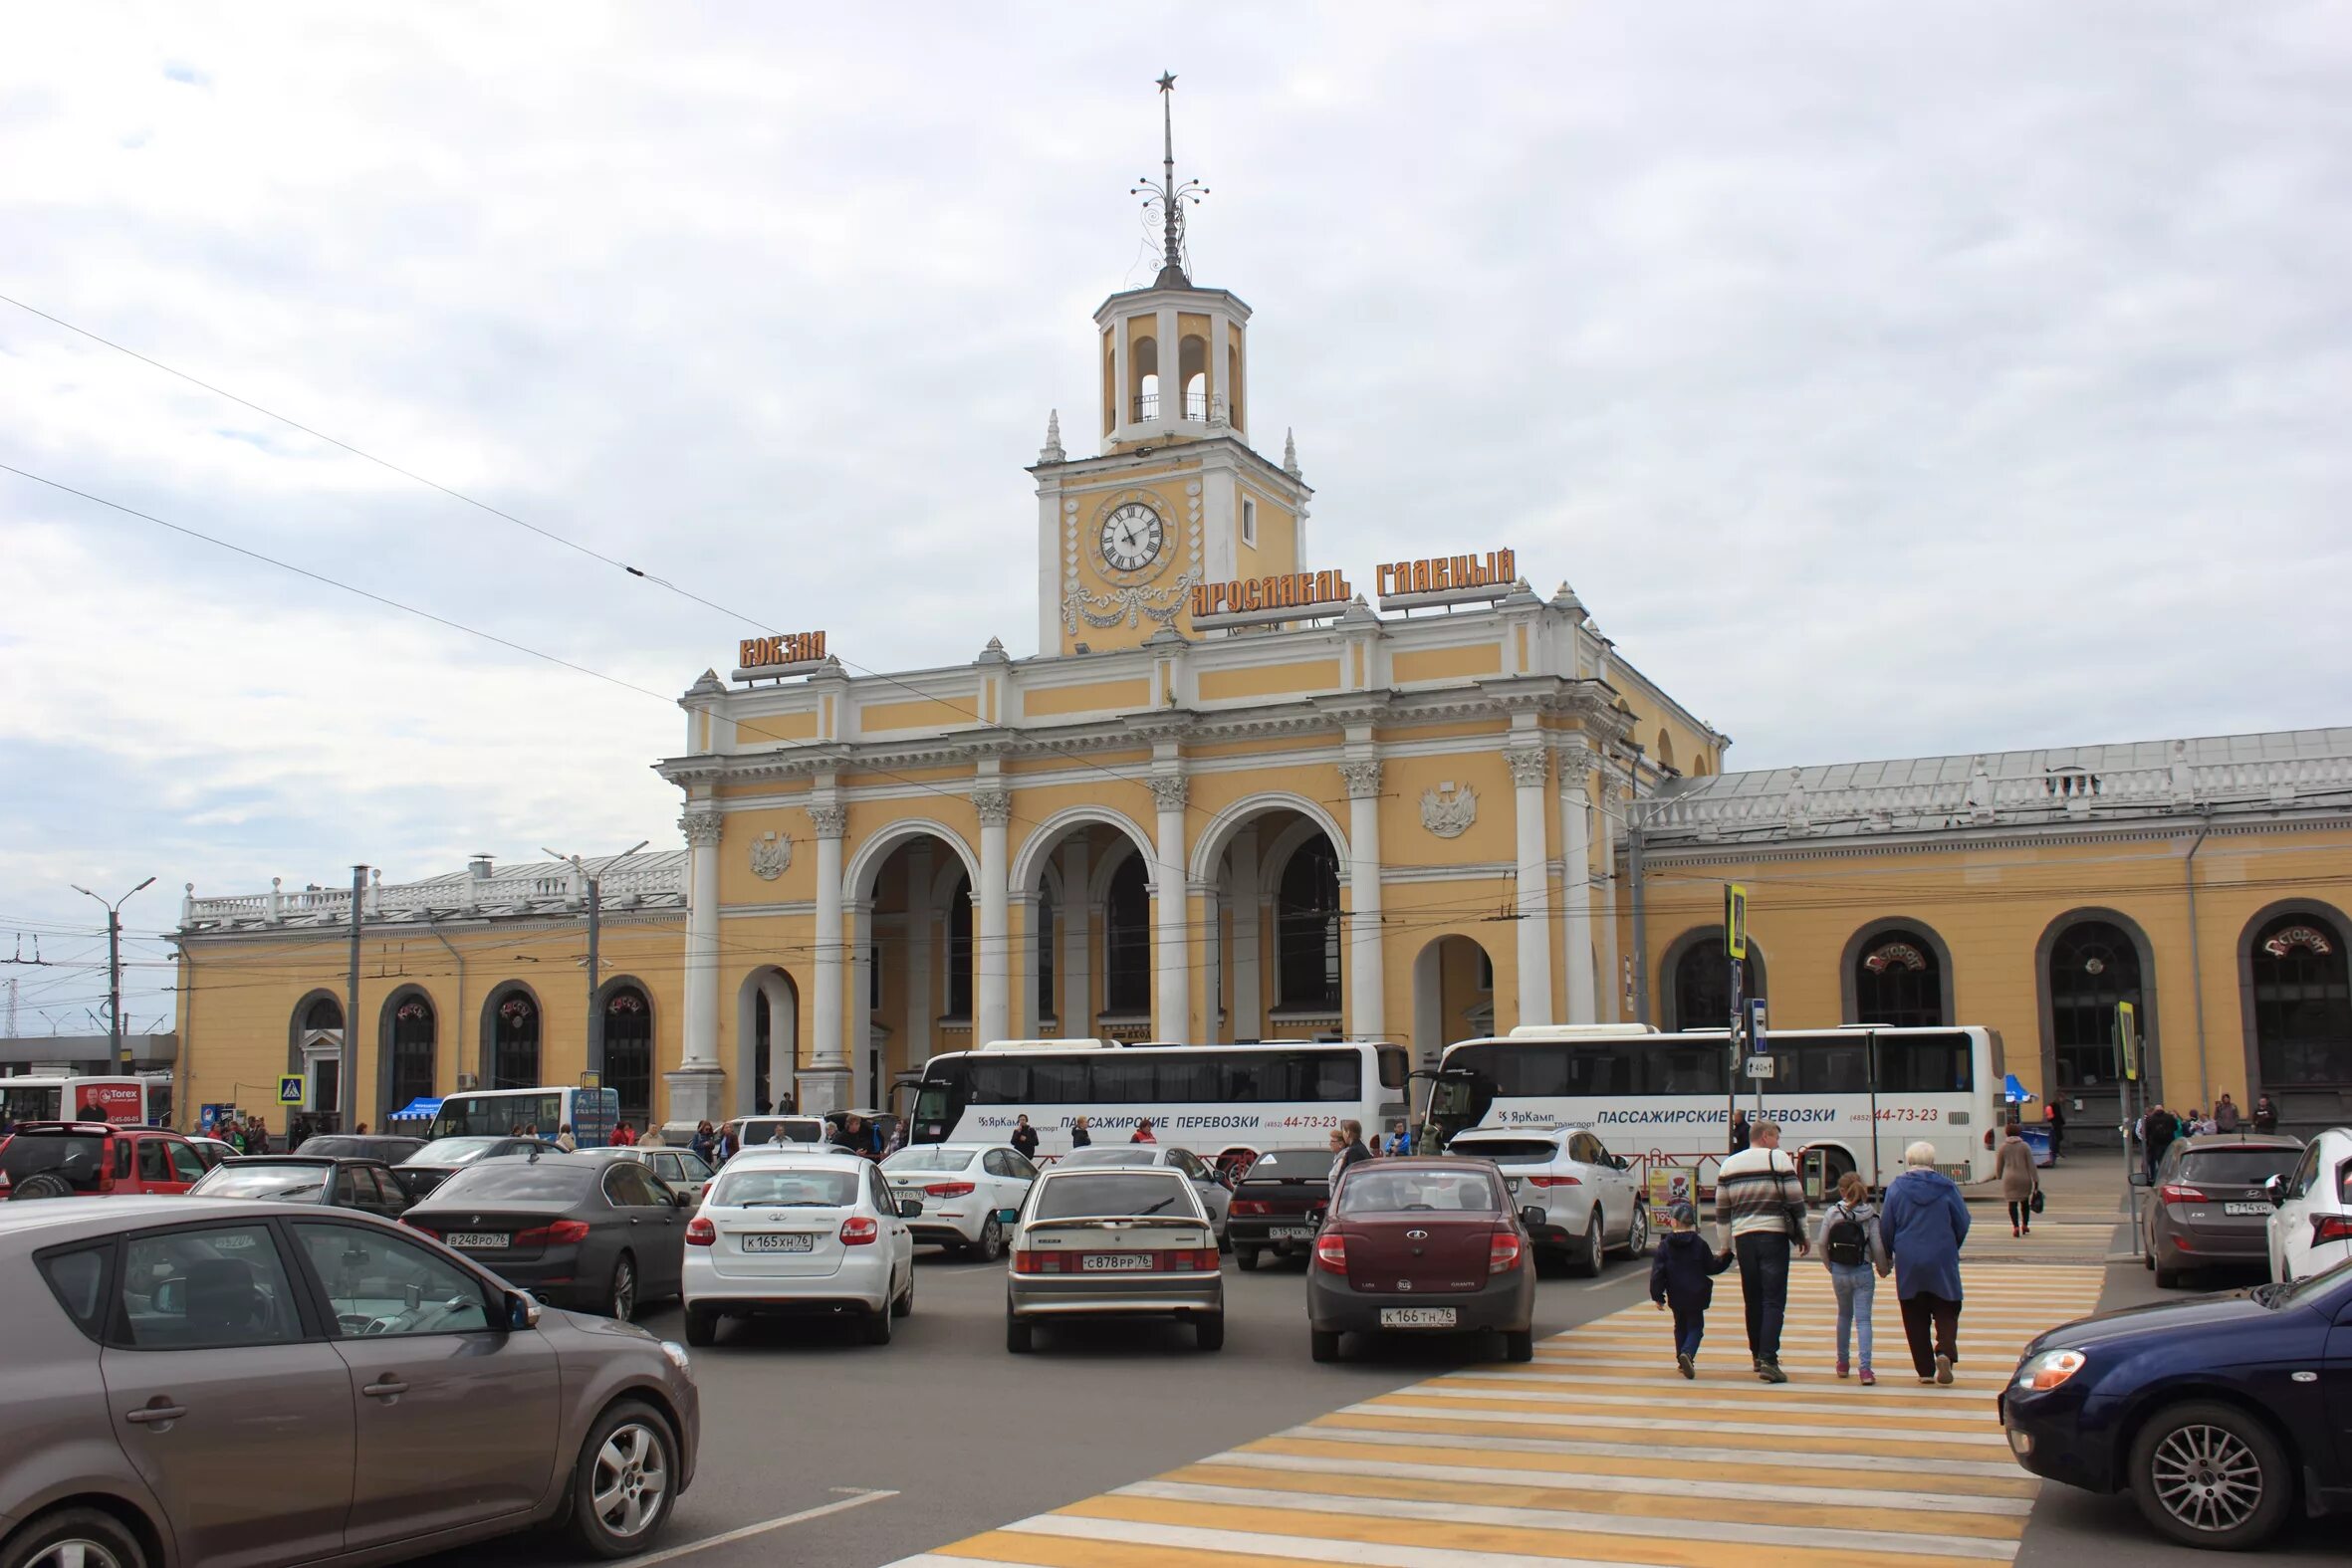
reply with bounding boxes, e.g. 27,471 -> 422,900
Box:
1623,1203 -> 1651,1258
606,1254 -> 637,1322
976,1213 -> 1005,1262
891,1269 -> 913,1318
2154,1260 -> 2182,1289
568,1401 -> 678,1558
2127,1400 -> 2294,1550
862,1298 -> 894,1345
2,1506 -> 148,1568
1195,1314 -> 1225,1352
682,1307 -> 716,1348
1236,1244 -> 1261,1271
1309,1328 -> 1340,1363
6,1173 -> 74,1202
1503,1328 -> 1534,1363
2142,1249 -> 2155,1271
1571,1210 -> 1604,1277
1006,1315 -> 1034,1354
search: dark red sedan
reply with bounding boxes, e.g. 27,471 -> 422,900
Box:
1304,1156 -> 1538,1363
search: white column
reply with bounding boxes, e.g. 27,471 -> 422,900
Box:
1157,306 -> 1179,418
974,788 -> 1013,1044
1059,837 -> 1090,1037
669,807 -> 728,1128
758,971 -> 796,1112
1508,747 -> 1554,1027
1229,827 -> 1264,1041
1112,323 -> 1129,433
1597,778 -> 1624,1021
1558,750 -> 1597,1024
903,845 -> 933,1070
804,800 -> 848,1113
1150,774 -> 1190,1039
847,899 -> 873,1102
1341,759 -> 1387,1039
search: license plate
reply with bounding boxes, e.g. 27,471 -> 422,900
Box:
1270,1226 -> 1313,1239
2225,1203 -> 2266,1217
1081,1252 -> 1152,1272
444,1232 -> 508,1249
1380,1306 -> 1458,1328
744,1232 -> 817,1252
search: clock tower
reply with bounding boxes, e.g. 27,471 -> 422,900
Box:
1032,75 -> 1313,657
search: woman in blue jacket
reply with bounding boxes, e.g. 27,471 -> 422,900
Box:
1879,1140 -> 1971,1386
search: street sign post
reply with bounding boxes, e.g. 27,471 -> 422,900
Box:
2117,1001 -> 2143,1256
276,1074 -> 305,1107
1724,884 -> 1748,961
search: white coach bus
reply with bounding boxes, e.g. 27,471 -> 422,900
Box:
1426,1023 -> 2007,1188
904,1038 -> 1412,1159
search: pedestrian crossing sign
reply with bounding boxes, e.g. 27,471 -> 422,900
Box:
277,1074 -> 305,1106
1724,883 -> 1748,960
2115,1002 -> 2138,1081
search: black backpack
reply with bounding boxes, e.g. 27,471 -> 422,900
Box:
1824,1205 -> 1870,1267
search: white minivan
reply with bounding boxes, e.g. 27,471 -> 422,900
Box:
682,1149 -> 917,1346
2266,1125 -> 2352,1283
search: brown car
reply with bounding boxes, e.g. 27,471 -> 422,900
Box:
0,1196 -> 699,1568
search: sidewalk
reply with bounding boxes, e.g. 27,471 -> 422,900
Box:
1960,1157 -> 2128,1265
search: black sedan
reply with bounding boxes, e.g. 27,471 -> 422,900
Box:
188,1155 -> 415,1219
2000,1260 -> 2352,1548
1226,1148 -> 1329,1270
402,1152 -> 690,1321
395,1135 -> 546,1200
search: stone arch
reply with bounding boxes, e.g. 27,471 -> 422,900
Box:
1411,933 -> 1500,1058
592,975 -> 656,1124
1658,925 -> 1766,1032
1009,804 -> 1156,895
2034,906 -> 2162,1119
479,979 -> 546,1092
735,966 -> 802,1116
1839,917 -> 1957,1027
2234,895 -> 2352,1109
286,987 -> 344,1082
1187,790 -> 1349,886
373,985 -> 436,1126
1257,813 -> 1331,895
844,816 -> 982,903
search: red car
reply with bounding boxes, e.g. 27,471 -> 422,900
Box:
1305,1156 -> 1540,1363
0,1121 -> 210,1199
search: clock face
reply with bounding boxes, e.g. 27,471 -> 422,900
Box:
1097,502 -> 1167,574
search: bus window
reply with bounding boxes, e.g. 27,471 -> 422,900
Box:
1152,1057 -> 1217,1102
1377,1045 -> 1410,1090
1878,1032 -> 1973,1093
1303,1052 -> 1362,1101
966,1060 -> 1028,1105
1028,1058 -> 1087,1103
1088,1058 -> 1154,1103
1641,1045 -> 1728,1097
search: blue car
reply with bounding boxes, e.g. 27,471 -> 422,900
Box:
1999,1260 -> 2352,1549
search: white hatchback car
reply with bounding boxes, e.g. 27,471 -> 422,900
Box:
881,1143 -> 1038,1259
681,1149 -> 917,1346
1445,1124 -> 1646,1274
2265,1124 -> 2352,1282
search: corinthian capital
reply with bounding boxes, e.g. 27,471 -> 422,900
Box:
1148,774 -> 1190,812
678,809 -> 724,848
806,802 -> 848,840
1505,747 -> 1549,788
972,788 -> 1015,829
1337,759 -> 1385,800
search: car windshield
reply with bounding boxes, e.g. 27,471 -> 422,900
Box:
0,1131 -> 106,1182
1239,1151 -> 1321,1181
1056,1147 -> 1157,1168
1032,1172 -> 1190,1221
712,1168 -> 862,1208
402,1137 -> 505,1166
1447,1137 -> 1558,1164
1337,1169 -> 1502,1215
429,1161 -> 590,1202
741,1120 -> 821,1144
882,1147 -> 976,1173
2178,1148 -> 2303,1185
196,1163 -> 332,1200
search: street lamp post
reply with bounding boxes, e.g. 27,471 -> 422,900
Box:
71,877 -> 155,1060
544,841 -> 649,1084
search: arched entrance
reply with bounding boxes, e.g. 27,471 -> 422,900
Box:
852,825 -> 981,1106
1844,921 -> 1955,1027
1007,809 -> 1159,1044
482,984 -> 542,1091
735,967 -> 801,1115
379,990 -> 436,1124
600,982 -> 654,1127
2037,912 -> 2155,1148
1191,797 -> 1349,1043
289,992 -> 345,1127
1411,934 -> 1498,1061
2240,904 -> 2352,1120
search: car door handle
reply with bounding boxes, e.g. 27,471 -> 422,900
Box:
124,1403 -> 187,1425
361,1379 -> 408,1401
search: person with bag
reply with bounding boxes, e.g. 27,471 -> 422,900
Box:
1880,1141 -> 1971,1385
1816,1172 -> 1891,1384
1712,1119 -> 1809,1383
1998,1119 -> 2038,1236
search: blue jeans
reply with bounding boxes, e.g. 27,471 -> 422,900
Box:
1734,1232 -> 1792,1363
1670,1300 -> 1706,1358
1830,1262 -> 1876,1368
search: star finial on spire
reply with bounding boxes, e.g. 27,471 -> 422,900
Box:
1283,427 -> 1299,477
1132,73 -> 1207,288
1156,71 -> 1177,93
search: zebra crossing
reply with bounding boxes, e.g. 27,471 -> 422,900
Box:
883,1261 -> 2104,1568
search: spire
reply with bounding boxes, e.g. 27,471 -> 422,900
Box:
1133,72 -> 1207,288
1282,427 -> 1299,478
1039,408 -> 1065,463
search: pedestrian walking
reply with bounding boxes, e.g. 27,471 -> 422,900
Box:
612,1119 -> 638,1148
2140,1103 -> 2178,1184
690,1120 -> 716,1162
1010,1114 -> 1041,1160
641,1121 -> 668,1148
1713,1118 -> 1809,1383
1069,1115 -> 1092,1149
2045,1099 -> 2065,1163
2252,1093 -> 2278,1134
1327,1122 -> 1371,1190
554,1123 -> 578,1153
1728,1109 -> 1751,1156
1816,1173 -> 1890,1384
354,1121 -> 370,1136
1130,1118 -> 1158,1144
1649,1201 -> 1733,1379
1880,1141 -> 1971,1385
2214,1093 -> 2239,1133
1997,1120 -> 2037,1236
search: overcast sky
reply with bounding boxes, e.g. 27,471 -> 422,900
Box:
4,2 -> 2348,1035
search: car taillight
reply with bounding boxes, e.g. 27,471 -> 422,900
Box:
2159,1184 -> 2209,1206
685,1217 -> 716,1246
1230,1199 -> 1270,1216
1526,1175 -> 1582,1188
1313,1233 -> 1347,1273
840,1215 -> 879,1245
1014,1249 -> 1063,1274
2313,1215 -> 2352,1245
924,1182 -> 976,1199
1489,1231 -> 1525,1273
400,1217 -> 433,1233
1160,1247 -> 1219,1271
513,1220 -> 591,1245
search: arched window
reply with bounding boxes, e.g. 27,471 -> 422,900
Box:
1104,854 -> 1150,1013
2048,921 -> 2142,1092
1131,334 -> 1159,421
1670,938 -> 1764,1032
389,996 -> 435,1113
2248,913 -> 2352,1088
946,875 -> 974,1019
1853,928 -> 1948,1027
492,992 -> 540,1090
1036,891 -> 1057,1021
604,986 -> 652,1123
1277,839 -> 1342,1011
304,997 -> 344,1032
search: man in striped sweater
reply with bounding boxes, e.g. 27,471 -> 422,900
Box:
1714,1119 -> 1810,1383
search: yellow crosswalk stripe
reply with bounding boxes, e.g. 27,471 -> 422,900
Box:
882,1260 -> 2106,1568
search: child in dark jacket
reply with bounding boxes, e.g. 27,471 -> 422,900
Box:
1649,1201 -> 1734,1378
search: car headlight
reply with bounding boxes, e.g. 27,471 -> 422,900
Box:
659,1340 -> 693,1377
2013,1348 -> 2085,1392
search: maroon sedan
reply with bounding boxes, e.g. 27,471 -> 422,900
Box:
1305,1157 -> 1537,1363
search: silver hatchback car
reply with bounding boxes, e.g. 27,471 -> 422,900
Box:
0,1197 -> 699,1568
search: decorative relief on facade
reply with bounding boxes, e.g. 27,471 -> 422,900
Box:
1421,782 -> 1478,839
807,803 -> 848,841
1148,774 -> 1191,812
1338,759 -> 1385,800
1506,748 -> 1549,788
1062,574 -> 1199,634
678,810 -> 724,848
749,830 -> 793,881
1863,941 -> 1928,974
972,789 -> 1016,828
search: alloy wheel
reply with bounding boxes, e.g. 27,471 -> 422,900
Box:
589,1421 -> 670,1540
29,1541 -> 128,1568
2150,1424 -> 2264,1534
979,1213 -> 1004,1261
1627,1203 -> 1650,1255
609,1256 -> 636,1321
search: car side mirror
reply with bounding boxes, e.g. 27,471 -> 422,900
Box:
153,1278 -> 184,1316
1306,1205 -> 1327,1227
1613,1156 -> 1630,1172
506,1290 -> 541,1331
2262,1173 -> 2285,1208
897,1198 -> 922,1220
1520,1206 -> 1546,1231
671,1191 -> 692,1209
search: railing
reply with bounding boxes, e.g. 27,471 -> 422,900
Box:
188,862 -> 686,925
1128,391 -> 1211,422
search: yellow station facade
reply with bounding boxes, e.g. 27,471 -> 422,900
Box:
171,116 -> 2352,1142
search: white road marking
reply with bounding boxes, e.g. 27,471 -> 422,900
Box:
1004,1511 -> 1668,1567
625,1486 -> 897,1566
1352,1392 -> 2012,1445
1298,1419 -> 2027,1476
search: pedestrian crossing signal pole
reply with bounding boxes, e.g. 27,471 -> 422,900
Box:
2117,1001 -> 2142,1256
1725,884 -> 1748,1157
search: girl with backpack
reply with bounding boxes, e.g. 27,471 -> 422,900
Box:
1816,1172 -> 1892,1385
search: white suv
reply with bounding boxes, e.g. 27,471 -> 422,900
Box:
1446,1124 -> 1645,1275
2266,1125 -> 2352,1283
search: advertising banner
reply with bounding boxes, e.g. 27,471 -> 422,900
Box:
1646,1164 -> 1696,1228
73,1082 -> 144,1125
